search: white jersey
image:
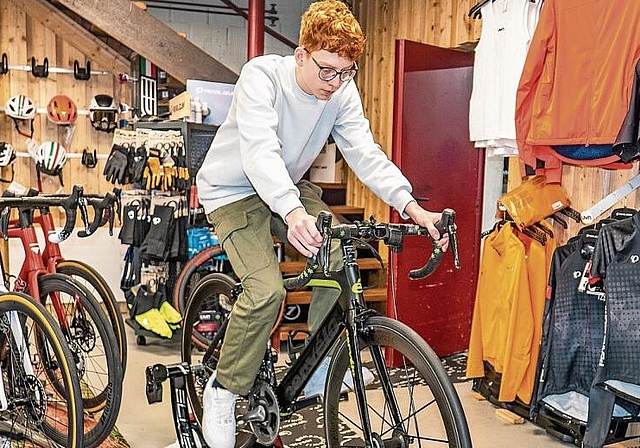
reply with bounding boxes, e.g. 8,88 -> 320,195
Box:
469,0 -> 543,156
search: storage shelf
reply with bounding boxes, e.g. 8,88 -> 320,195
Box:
285,287 -> 386,305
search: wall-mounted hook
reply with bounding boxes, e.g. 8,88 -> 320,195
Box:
73,60 -> 92,81
0,53 -> 8,75
82,148 -> 98,168
31,57 -> 49,78
266,3 -> 277,14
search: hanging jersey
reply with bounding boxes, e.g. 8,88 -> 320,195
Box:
533,238 -> 605,422
591,214 -> 640,387
584,215 -> 640,448
469,0 -> 542,155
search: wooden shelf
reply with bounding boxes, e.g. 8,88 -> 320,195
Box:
315,182 -> 347,190
285,287 -> 386,305
329,205 -> 365,216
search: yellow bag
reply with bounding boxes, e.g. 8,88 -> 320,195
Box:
498,176 -> 571,229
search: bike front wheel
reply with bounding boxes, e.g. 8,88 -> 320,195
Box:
0,292 -> 84,448
324,315 -> 472,448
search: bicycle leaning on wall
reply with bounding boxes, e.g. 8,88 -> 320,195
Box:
147,209 -> 472,448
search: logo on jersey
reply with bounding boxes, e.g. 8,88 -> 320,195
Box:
573,270 -> 582,279
631,254 -> 640,263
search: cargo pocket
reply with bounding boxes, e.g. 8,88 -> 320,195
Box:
210,206 -> 275,278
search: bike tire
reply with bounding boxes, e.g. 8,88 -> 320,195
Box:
181,272 -> 237,424
0,292 -> 84,448
323,315 -> 472,448
37,273 -> 123,448
56,259 -> 128,374
174,245 -> 227,315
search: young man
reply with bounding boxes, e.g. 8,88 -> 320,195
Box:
195,1 -> 449,446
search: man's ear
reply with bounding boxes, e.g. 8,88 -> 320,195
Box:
294,47 -> 306,66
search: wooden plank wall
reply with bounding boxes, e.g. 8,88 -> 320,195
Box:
352,0 -> 640,245
0,0 -> 129,203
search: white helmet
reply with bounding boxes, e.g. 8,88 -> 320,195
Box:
5,95 -> 36,137
89,94 -> 118,133
35,141 -> 67,175
5,95 -> 36,119
0,142 -> 16,167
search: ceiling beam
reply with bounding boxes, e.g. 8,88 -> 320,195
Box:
9,0 -> 130,75
51,0 -> 238,84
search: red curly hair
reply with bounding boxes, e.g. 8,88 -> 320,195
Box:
299,0 -> 366,61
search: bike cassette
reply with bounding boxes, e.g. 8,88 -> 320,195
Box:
240,380 -> 280,445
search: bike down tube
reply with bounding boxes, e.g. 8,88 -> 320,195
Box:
276,290 -> 346,410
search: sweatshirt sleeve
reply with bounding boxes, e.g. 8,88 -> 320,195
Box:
234,61 -> 303,219
331,82 -> 415,217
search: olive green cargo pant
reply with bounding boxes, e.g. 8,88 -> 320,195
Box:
207,180 -> 341,395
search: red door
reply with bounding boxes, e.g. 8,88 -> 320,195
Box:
389,40 -> 482,357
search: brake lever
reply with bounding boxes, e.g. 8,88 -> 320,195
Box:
49,185 -> 83,244
408,208 -> 460,280
435,208 -> 460,270
0,207 -> 10,240
316,211 -> 333,276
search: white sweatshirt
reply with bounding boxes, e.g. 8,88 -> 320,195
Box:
196,54 -> 415,219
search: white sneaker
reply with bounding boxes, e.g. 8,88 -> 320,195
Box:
304,357 -> 375,398
202,372 -> 236,448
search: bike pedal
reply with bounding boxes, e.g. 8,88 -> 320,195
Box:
145,364 -> 167,404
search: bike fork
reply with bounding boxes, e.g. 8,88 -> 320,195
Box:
346,323 -> 378,447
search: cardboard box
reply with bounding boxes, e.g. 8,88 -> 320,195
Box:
310,142 -> 344,183
169,91 -> 191,121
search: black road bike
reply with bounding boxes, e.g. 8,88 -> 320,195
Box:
147,209 -> 472,448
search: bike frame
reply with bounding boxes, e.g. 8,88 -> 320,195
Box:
197,237 -> 383,443
8,208 -> 73,333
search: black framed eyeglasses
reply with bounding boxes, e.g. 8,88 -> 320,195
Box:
304,49 -> 358,82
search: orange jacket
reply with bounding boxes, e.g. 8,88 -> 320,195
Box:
515,0 -> 640,183
466,224 -> 533,402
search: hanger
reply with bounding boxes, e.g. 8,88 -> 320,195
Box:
468,0 -> 491,19
609,206 -> 636,221
468,0 -> 539,19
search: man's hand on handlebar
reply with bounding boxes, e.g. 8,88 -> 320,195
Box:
285,207 -> 323,258
403,201 -> 450,252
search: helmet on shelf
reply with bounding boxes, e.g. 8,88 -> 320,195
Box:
35,141 -> 67,176
89,94 -> 118,133
0,142 -> 16,167
46,94 -> 78,125
5,95 -> 36,138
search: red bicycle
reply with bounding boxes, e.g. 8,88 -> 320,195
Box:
33,190 -> 127,374
0,186 -> 123,448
